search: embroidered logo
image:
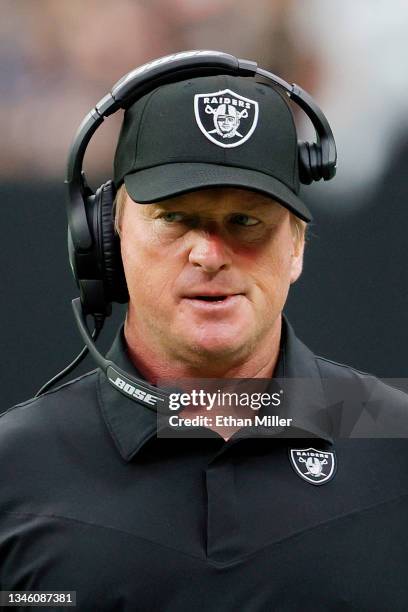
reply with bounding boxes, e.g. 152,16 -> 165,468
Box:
194,89 -> 259,148
289,448 -> 336,485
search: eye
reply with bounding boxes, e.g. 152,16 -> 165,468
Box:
161,212 -> 186,223
231,213 -> 260,227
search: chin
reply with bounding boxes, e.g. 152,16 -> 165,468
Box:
185,329 -> 250,360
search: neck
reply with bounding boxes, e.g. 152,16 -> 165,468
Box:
124,313 -> 283,385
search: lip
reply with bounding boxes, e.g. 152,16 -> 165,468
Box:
182,294 -> 244,311
183,291 -> 244,298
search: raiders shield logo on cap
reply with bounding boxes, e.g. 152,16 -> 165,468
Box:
289,448 -> 337,486
194,89 -> 259,148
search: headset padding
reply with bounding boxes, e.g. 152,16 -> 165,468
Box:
98,181 -> 121,302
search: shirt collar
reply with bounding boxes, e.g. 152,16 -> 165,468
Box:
97,315 -> 333,462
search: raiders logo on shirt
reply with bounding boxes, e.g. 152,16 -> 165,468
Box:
289,448 -> 337,485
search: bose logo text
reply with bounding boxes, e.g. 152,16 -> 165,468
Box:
111,376 -> 162,405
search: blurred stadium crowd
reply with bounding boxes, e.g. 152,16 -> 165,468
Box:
1,0 -> 298,180
2,0 -> 407,201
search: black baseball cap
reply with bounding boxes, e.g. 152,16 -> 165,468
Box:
114,75 -> 312,222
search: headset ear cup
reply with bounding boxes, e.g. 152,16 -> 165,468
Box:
298,142 -> 313,185
112,231 -> 129,304
298,141 -> 324,183
309,143 -> 322,182
67,226 -> 77,285
97,181 -> 129,304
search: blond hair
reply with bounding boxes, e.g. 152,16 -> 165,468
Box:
114,183 -> 307,246
114,183 -> 127,238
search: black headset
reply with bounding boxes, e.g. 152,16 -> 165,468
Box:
36,50 -> 337,400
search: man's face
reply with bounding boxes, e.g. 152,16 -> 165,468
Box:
119,187 -> 304,366
217,114 -> 238,133
215,105 -> 239,135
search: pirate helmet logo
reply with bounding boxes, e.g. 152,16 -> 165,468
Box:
289,448 -> 337,486
194,89 -> 259,148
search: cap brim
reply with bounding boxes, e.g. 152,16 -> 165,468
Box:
124,163 -> 312,222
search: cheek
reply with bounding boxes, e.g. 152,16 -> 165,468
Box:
245,242 -> 294,305
253,259 -> 291,300
120,227 -> 181,305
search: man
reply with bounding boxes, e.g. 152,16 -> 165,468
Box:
1,71 -> 407,611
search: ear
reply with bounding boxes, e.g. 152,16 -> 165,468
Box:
290,230 -> 305,284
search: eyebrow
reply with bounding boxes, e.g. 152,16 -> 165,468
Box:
139,191 -> 284,222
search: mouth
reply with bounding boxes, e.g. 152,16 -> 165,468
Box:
192,295 -> 230,302
182,294 -> 245,310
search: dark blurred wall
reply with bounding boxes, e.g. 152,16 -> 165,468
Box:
1,140 -> 407,409
286,135 -> 408,377
1,182 -> 126,410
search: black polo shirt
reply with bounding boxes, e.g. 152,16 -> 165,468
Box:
1,317 -> 408,611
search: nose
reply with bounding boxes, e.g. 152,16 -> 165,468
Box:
188,226 -> 232,273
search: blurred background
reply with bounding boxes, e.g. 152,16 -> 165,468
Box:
2,0 -> 408,409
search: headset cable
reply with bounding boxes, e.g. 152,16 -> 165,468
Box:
34,314 -> 105,397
